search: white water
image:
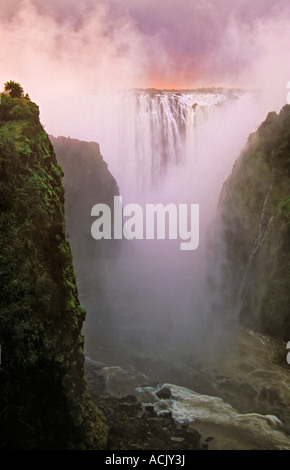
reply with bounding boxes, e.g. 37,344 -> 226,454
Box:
86,89 -> 268,340
86,326 -> 290,450
82,89 -> 290,449
93,90 -> 263,201
136,382 -> 290,450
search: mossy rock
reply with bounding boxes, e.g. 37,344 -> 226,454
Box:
0,92 -> 108,449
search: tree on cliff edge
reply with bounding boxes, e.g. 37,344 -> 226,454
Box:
4,80 -> 24,99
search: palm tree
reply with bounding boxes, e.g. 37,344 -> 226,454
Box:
4,81 -> 24,99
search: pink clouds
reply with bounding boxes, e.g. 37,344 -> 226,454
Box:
0,1 -> 159,91
0,0 -> 289,138
1,0 -> 290,91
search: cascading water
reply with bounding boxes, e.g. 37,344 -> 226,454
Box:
81,89 -> 290,449
239,185 -> 274,304
94,90 -> 229,196
250,185 -> 274,262
86,89 -> 264,345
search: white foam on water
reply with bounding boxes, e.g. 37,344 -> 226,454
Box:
136,382 -> 290,450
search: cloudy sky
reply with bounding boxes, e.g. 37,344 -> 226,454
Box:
0,0 -> 289,136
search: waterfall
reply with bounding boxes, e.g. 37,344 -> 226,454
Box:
239,185 -> 274,303
81,90 -> 290,450
84,88 -> 267,355
94,90 -> 232,199
249,187 -> 273,261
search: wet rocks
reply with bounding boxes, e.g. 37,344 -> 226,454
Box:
85,362 -> 205,450
93,393 -> 202,450
156,387 -> 172,399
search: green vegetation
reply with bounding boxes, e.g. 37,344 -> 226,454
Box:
0,89 -> 108,449
3,81 -> 24,99
217,105 -> 290,340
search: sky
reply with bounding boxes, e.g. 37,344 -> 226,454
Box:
0,0 -> 290,137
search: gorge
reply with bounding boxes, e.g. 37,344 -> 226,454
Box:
1,88 -> 290,450
55,89 -> 290,450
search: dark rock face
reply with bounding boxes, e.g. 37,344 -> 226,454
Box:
156,387 -> 172,399
0,94 -> 108,449
214,105 -> 290,340
49,135 -> 120,275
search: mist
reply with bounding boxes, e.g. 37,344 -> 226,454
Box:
1,2 -> 288,359
0,0 -> 290,141
78,90 -> 269,379
2,2 -> 290,446
0,0 -> 289,375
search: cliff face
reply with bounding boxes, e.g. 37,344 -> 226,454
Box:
49,136 -> 120,280
0,94 -> 108,449
216,104 -> 290,341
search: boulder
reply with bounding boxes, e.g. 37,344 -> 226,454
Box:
156,387 -> 171,399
